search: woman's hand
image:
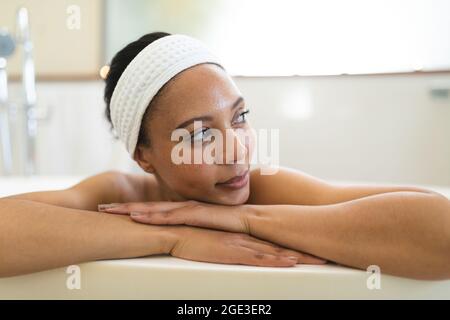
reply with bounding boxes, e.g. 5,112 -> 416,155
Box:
98,201 -> 327,265
167,226 -> 326,266
98,200 -> 253,233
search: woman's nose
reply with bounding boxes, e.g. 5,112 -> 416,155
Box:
223,129 -> 248,165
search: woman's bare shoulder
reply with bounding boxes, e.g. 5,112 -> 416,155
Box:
1,170 -> 159,211
66,170 -> 161,209
247,166 -> 443,206
247,166 -> 335,205
118,171 -> 161,202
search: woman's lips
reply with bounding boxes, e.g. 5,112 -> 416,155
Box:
216,170 -> 249,190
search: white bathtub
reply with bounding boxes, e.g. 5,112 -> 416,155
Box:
0,176 -> 449,299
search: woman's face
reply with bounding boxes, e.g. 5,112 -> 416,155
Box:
136,63 -> 255,205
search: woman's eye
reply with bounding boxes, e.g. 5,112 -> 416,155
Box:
190,128 -> 211,143
235,110 -> 250,124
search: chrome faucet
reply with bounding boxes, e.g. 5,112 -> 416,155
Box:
0,30 -> 15,175
16,7 -> 38,175
0,7 -> 39,175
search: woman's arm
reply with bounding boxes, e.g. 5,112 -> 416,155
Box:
1,170 -> 150,211
0,198 -> 322,277
110,192 -> 450,280
0,198 -> 174,277
0,171 -> 175,277
245,192 -> 450,280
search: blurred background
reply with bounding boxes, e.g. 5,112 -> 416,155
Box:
0,0 -> 449,190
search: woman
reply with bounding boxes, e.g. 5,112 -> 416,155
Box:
1,32 -> 449,280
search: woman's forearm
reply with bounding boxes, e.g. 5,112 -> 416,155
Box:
247,192 -> 450,279
0,199 -> 177,278
92,192 -> 450,279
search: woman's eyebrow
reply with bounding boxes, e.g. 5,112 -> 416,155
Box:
175,115 -> 214,130
231,96 -> 244,110
175,96 -> 245,129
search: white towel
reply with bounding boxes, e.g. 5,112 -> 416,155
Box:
110,34 -> 222,158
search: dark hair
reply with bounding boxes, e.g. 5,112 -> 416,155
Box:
103,31 -> 171,148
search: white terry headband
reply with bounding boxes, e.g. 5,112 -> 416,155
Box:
110,34 -> 222,158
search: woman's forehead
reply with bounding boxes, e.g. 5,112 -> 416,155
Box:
154,64 -> 242,124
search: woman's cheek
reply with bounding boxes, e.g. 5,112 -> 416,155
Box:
182,164 -> 216,187
246,127 -> 257,163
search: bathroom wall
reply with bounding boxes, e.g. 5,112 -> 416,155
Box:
3,72 -> 450,186
236,73 -> 450,186
0,0 -> 103,79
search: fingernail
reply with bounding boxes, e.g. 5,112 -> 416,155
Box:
98,203 -> 120,210
287,256 -> 298,261
130,212 -> 142,217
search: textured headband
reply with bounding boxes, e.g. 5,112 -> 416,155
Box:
110,34 -> 222,157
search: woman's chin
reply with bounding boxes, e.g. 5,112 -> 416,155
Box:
214,186 -> 250,205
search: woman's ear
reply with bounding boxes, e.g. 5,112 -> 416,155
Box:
134,145 -> 156,174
